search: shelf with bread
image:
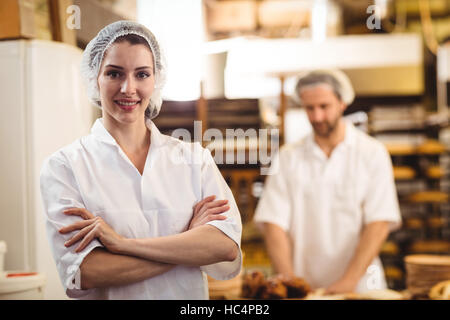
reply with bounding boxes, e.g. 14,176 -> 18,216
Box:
370,104 -> 449,296
407,190 -> 449,203
384,139 -> 449,156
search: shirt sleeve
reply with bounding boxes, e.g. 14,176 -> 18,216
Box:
198,146 -> 243,280
39,153 -> 103,298
253,148 -> 292,232
362,144 -> 402,231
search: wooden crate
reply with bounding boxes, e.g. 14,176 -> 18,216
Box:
0,0 -> 36,39
206,0 -> 258,33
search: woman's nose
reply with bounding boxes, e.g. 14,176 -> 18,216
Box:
120,75 -> 136,95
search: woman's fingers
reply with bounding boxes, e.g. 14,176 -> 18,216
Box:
191,204 -> 230,229
197,213 -> 228,226
64,222 -> 97,247
197,207 -> 229,224
59,218 -> 96,234
208,204 -> 230,215
197,204 -> 230,219
63,208 -> 95,220
75,224 -> 100,253
196,199 -> 229,217
193,195 -> 216,215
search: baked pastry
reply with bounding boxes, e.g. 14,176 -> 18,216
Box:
408,191 -> 449,203
384,143 -> 416,156
426,166 -> 444,179
393,166 -> 416,180
429,280 -> 450,300
417,140 -> 447,155
259,277 -> 288,299
409,240 -> 450,254
242,270 -> 265,298
242,271 -> 312,299
380,241 -> 400,255
281,276 -> 311,298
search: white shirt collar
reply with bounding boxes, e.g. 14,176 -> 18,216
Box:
90,117 -> 165,148
305,120 -> 356,159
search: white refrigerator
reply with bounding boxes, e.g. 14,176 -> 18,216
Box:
0,40 -> 98,299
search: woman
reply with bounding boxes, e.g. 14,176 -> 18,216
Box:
39,21 -> 242,300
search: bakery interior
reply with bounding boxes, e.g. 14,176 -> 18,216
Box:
0,0 -> 449,300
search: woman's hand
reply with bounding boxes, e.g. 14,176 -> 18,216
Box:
59,208 -> 124,254
188,195 -> 229,230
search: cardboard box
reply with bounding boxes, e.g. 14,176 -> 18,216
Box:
0,0 -> 36,39
206,1 -> 257,33
48,0 -> 76,46
258,0 -> 311,29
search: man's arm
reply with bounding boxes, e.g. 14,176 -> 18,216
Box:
325,221 -> 390,294
259,222 -> 295,277
80,248 -> 174,290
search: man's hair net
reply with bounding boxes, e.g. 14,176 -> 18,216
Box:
80,20 -> 166,119
293,69 -> 355,106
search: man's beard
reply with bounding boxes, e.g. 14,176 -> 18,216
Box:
311,118 -> 340,138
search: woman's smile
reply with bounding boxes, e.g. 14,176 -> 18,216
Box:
114,99 -> 141,111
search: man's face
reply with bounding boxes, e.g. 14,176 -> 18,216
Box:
300,84 -> 346,138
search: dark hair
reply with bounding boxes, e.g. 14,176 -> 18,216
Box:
114,34 -> 151,48
111,34 -> 155,73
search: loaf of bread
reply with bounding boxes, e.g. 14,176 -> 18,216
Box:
429,280 -> 450,300
393,166 -> 416,180
259,277 -> 288,299
281,276 -> 311,299
241,271 -> 311,299
242,270 -> 265,298
408,191 -> 449,203
417,140 -> 447,154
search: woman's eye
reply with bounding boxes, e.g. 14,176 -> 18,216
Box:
107,71 -> 121,78
137,72 -> 150,79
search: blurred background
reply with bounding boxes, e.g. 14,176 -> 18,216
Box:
0,0 -> 449,299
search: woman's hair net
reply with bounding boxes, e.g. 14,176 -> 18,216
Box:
293,69 -> 355,106
80,20 -> 167,119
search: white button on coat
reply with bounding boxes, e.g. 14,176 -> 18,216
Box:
254,121 -> 402,292
40,118 -> 242,299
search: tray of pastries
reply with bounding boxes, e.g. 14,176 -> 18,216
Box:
240,270 -> 407,300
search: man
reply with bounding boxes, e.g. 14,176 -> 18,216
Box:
253,70 -> 402,294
